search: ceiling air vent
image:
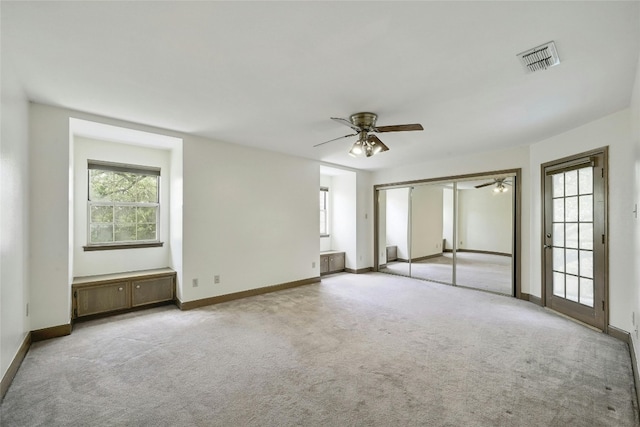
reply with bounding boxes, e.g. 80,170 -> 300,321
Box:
517,41 -> 560,73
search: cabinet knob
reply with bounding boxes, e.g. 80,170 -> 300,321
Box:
136,285 -> 140,289
118,287 -> 123,291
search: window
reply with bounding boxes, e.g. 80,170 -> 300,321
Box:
320,187 -> 329,236
86,160 -> 161,250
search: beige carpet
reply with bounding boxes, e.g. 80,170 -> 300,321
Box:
1,272 -> 637,426
382,252 -> 512,295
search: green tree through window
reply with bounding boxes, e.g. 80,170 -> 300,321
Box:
88,161 -> 160,245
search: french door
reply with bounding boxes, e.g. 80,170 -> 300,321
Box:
543,149 -> 607,330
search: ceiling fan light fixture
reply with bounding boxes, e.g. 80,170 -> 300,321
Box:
494,184 -> 508,193
348,140 -> 363,157
364,144 -> 374,157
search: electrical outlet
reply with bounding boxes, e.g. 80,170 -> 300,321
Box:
312,262 -> 316,268
26,303 -> 29,317
192,278 -> 199,287
214,275 -> 220,284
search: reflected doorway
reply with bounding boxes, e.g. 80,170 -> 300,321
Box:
375,170 -> 520,297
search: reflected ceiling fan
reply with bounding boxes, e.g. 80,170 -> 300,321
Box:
475,178 -> 512,193
314,112 -> 423,157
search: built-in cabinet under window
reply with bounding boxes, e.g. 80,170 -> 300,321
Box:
72,268 -> 176,319
320,251 -> 345,275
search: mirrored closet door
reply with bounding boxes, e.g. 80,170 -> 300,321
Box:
375,171 -> 518,296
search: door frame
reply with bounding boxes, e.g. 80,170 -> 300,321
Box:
373,168 -> 522,299
540,147 -> 608,332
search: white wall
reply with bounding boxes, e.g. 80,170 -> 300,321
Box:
1,57 -> 30,380
180,134 -> 318,302
411,185 -> 444,259
331,173 -> 357,269
442,188 -> 454,250
28,103 -> 320,332
458,186 -> 512,254
631,46 -> 640,387
355,170 -> 374,270
377,190 -> 387,265
73,137 -> 172,277
386,188 -> 410,260
29,104 -> 73,330
529,109 -> 634,331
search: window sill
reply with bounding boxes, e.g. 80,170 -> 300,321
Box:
83,242 -> 164,252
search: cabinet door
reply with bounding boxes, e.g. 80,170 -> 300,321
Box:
132,276 -> 174,307
320,255 -> 329,274
76,281 -> 129,317
329,253 -> 345,272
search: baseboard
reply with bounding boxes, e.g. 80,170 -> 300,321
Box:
608,326 -> 640,412
608,325 -> 629,343
457,249 -> 512,257
1,332 -> 31,400
520,292 -> 542,306
178,276 -> 320,310
410,253 -> 443,262
31,324 -> 72,342
345,267 -> 372,274
629,334 -> 640,416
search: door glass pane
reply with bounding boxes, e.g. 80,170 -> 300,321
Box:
565,249 -> 579,275
565,197 -> 578,222
553,223 -> 564,247
552,174 -> 564,198
565,170 -> 578,196
553,272 -> 565,297
565,223 -> 578,248
579,223 -> 593,250
579,167 -> 593,194
579,195 -> 593,222
566,275 -> 579,302
553,199 -> 564,222
580,278 -> 594,307
553,248 -> 565,272
579,250 -> 593,279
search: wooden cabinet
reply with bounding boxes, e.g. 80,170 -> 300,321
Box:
72,268 -> 176,319
131,275 -> 174,307
320,251 -> 345,276
320,255 -> 330,274
75,281 -> 130,317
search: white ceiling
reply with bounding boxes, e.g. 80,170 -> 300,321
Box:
2,1 -> 639,171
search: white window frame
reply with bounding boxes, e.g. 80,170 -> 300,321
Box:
85,160 -> 162,251
320,187 -> 330,237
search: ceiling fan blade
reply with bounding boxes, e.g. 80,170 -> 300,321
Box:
367,134 -> 389,152
331,117 -> 361,132
313,133 -> 357,148
374,123 -> 424,133
474,182 -> 494,188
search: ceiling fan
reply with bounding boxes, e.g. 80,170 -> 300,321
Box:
475,177 -> 512,193
314,112 -> 423,157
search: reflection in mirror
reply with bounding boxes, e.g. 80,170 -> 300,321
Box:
409,183 -> 453,284
376,172 -> 516,296
378,188 -> 411,277
453,176 -> 514,295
